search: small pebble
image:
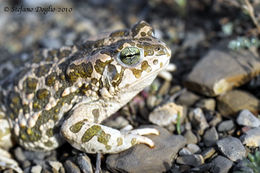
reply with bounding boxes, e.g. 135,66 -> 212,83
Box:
48,161 -> 64,173
209,112 -> 222,127
187,144 -> 201,154
179,148 -> 192,156
236,109 -> 260,127
195,98 -> 216,111
217,120 -> 235,132
189,108 -> 209,135
217,136 -> 246,161
203,127 -> 219,147
240,127 -> 260,147
64,160 -> 81,173
210,156 -> 233,173
176,90 -> 200,106
201,147 -> 216,160
149,102 -> 183,126
30,165 -> 42,173
184,130 -> 198,144
176,154 -> 204,167
76,154 -> 93,173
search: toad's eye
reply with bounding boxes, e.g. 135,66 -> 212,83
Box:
119,47 -> 141,66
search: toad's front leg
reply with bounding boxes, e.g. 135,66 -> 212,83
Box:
61,102 -> 159,154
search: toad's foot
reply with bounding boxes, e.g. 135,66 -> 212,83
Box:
62,120 -> 159,154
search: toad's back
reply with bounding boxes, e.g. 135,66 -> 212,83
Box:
0,21 -> 171,153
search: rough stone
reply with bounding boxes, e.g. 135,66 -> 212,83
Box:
195,98 -> 216,111
210,156 -> 233,173
187,144 -> 201,154
106,126 -> 187,173
184,130 -> 198,144
64,160 -> 81,173
176,90 -> 200,106
237,109 -> 260,127
217,90 -> 260,117
201,147 -> 216,160
217,120 -> 235,132
76,154 -> 93,173
176,154 -> 204,167
179,148 -> 192,156
48,161 -> 64,173
30,165 -> 42,173
209,113 -> 222,127
240,127 -> 260,147
189,108 -> 209,135
217,136 -> 246,161
149,102 -> 183,126
203,127 -> 219,147
185,49 -> 260,96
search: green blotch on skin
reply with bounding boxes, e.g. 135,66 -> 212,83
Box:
8,92 -> 22,116
93,39 -> 105,48
119,47 -> 140,66
81,125 -> 101,143
44,140 -> 54,147
117,137 -> 123,146
131,68 -> 142,79
33,89 -> 50,112
91,78 -> 98,84
19,126 -> 42,142
32,50 -> 44,64
36,89 -> 50,100
110,30 -> 128,37
68,62 -> 93,83
33,101 -> 41,111
70,120 -> 86,133
46,128 -> 54,137
97,130 -> 111,146
141,60 -> 151,72
112,68 -> 125,87
45,72 -> 57,86
94,59 -> 113,74
57,49 -> 71,59
35,64 -> 52,77
46,49 -> 58,61
23,77 -> 38,94
131,138 -> 137,145
131,21 -> 152,37
20,92 -> 76,143
81,125 -> 111,150
141,32 -> 146,37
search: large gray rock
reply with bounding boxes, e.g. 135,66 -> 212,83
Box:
185,49 -> 260,96
106,126 -> 187,173
217,136 -> 246,162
